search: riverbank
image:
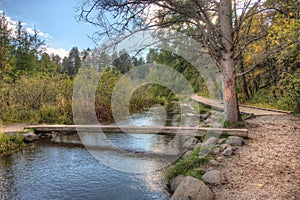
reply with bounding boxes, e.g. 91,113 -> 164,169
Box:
169,114 -> 300,199
212,114 -> 300,199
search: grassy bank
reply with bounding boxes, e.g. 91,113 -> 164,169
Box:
0,122 -> 26,157
166,147 -> 212,184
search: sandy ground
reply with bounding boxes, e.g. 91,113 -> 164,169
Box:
213,114 -> 300,199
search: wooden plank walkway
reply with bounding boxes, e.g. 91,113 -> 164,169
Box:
191,94 -> 291,116
24,125 -> 248,138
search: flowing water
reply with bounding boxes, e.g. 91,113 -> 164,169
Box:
0,105 -> 199,200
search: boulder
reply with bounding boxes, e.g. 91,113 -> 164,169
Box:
170,175 -> 185,192
183,137 -> 199,149
222,146 -> 233,156
225,136 -> 244,146
202,170 -> 225,185
22,132 -> 38,142
171,176 -> 214,200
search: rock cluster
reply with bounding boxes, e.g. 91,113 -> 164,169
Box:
170,134 -> 246,200
22,131 -> 54,143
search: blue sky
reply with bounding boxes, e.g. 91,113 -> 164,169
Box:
0,0 -> 98,57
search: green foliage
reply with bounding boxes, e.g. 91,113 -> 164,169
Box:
166,148 -> 212,183
237,0 -> 300,113
276,69 -> 300,113
0,133 -> 26,157
0,74 -> 73,124
62,47 -> 81,76
185,169 -> 206,180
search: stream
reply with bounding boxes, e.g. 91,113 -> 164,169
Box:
0,105 -> 200,200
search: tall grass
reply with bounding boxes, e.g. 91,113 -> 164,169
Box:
0,121 -> 26,157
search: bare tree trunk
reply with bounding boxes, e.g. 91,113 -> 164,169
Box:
219,0 -> 241,122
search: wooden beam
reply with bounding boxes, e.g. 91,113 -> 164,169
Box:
25,125 -> 248,138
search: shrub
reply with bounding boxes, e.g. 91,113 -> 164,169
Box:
166,148 -> 212,183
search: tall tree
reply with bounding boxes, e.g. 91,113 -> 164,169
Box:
13,21 -> 44,74
62,47 -> 82,76
112,49 -> 132,74
0,14 -> 15,82
78,0 -> 289,122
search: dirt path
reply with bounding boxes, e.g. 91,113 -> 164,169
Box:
2,124 -> 30,134
213,114 -> 300,199
191,94 -> 290,116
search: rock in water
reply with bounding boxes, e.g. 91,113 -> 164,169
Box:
171,176 -> 214,200
22,132 -> 38,142
225,136 -> 244,146
202,170 -> 225,185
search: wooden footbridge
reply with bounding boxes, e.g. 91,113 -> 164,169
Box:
24,125 -> 249,138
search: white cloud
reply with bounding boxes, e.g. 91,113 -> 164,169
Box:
1,10 -> 67,58
26,27 -> 52,39
1,10 -> 52,39
45,47 -> 69,58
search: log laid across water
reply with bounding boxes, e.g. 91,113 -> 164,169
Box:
25,125 -> 248,138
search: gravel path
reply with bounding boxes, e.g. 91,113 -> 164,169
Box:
213,114 -> 300,199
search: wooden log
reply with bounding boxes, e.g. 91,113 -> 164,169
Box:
25,125 -> 248,138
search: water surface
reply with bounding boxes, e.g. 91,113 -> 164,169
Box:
0,105 -> 199,199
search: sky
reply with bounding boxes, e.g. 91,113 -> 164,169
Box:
0,0 -> 98,58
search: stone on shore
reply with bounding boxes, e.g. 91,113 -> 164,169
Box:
183,137 -> 199,149
217,138 -> 226,144
222,146 -> 233,156
182,150 -> 193,159
220,143 -> 231,150
202,170 -> 225,185
225,136 -> 244,146
209,159 -> 220,166
171,176 -> 215,200
193,143 -> 202,150
170,175 -> 185,192
202,136 -> 218,146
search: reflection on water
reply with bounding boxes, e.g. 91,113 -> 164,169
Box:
0,143 -> 169,200
0,104 -> 200,199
